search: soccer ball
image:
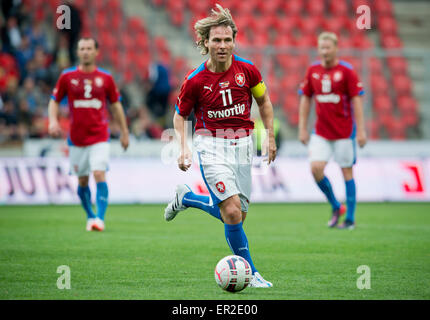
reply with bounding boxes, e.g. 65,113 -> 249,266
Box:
214,255 -> 252,292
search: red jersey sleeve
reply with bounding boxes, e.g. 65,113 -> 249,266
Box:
175,76 -> 196,117
347,68 -> 364,98
248,63 -> 263,88
51,73 -> 67,102
299,67 -> 313,97
106,75 -> 121,103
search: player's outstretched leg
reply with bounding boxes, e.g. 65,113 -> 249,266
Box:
164,184 -> 223,221
221,197 -> 272,288
164,184 -> 192,221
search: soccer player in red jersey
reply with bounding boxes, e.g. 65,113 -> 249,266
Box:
164,5 -> 276,287
48,38 -> 129,231
298,32 -> 367,230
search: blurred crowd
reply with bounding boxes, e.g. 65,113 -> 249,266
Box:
0,0 -> 169,145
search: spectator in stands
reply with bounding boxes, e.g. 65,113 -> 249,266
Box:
59,0 -> 82,65
130,105 -> 163,140
26,46 -> 52,85
53,33 -> 72,71
14,34 -> 33,80
25,19 -> 47,52
17,76 -> 44,112
0,99 -> 18,141
1,15 -> 22,53
16,98 -> 32,139
146,60 -> 172,128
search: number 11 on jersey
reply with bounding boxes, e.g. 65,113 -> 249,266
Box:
220,89 -> 233,106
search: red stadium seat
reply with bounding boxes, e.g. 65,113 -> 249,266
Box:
374,0 -> 394,16
371,74 -> 389,95
338,37 -> 354,49
234,14 -> 258,35
378,16 -> 398,36
281,74 -> 302,93
305,0 -> 325,16
235,32 -> 251,49
253,31 -> 270,48
369,57 -> 383,73
321,16 -> 347,35
169,9 -> 184,26
273,34 -> 295,48
397,95 -> 418,114
282,0 -> 304,16
276,53 -> 295,70
373,94 -> 392,113
387,118 -> 406,140
367,119 -> 380,140
128,17 -> 145,33
273,15 -> 299,35
351,32 -> 374,49
295,34 -> 317,48
392,75 -> 412,95
351,0 -> 371,11
381,35 -> 403,48
257,0 -> 281,15
328,0 -> 348,16
387,57 -> 408,75
298,15 -> 322,35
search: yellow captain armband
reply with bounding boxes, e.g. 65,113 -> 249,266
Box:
251,81 -> 267,98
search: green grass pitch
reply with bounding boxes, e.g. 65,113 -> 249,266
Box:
0,203 -> 429,300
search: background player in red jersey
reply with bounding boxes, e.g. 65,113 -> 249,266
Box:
164,5 -> 276,287
48,37 -> 129,232
298,32 -> 367,230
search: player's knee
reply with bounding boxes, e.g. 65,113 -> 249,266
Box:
93,171 -> 105,183
78,176 -> 89,187
311,163 -> 325,181
220,199 -> 242,224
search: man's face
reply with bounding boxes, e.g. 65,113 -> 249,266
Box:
318,39 -> 337,65
205,25 -> 235,64
77,39 -> 98,66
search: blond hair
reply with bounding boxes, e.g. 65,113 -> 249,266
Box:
318,31 -> 338,46
194,4 -> 237,55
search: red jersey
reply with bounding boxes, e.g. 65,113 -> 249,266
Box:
175,54 -> 263,137
299,60 -> 364,139
51,66 -> 121,146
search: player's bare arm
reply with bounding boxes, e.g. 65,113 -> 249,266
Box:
254,89 -> 277,164
110,101 -> 129,151
48,98 -> 62,137
298,95 -> 311,145
173,111 -> 191,171
352,96 -> 367,148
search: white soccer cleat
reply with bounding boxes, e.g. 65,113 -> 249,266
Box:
86,218 -> 96,231
164,184 -> 191,221
92,217 -> 105,231
248,272 -> 273,288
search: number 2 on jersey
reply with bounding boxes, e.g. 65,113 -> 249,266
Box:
84,84 -> 92,98
220,89 -> 232,106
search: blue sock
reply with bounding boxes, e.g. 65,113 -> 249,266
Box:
77,185 -> 95,219
224,222 -> 257,274
96,182 -> 109,221
317,176 -> 341,211
345,179 -> 356,222
183,191 -> 223,222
